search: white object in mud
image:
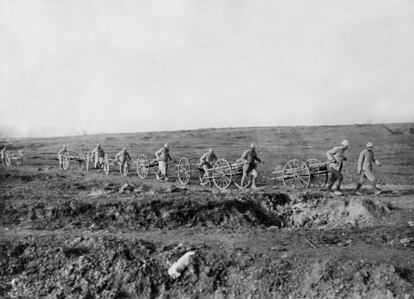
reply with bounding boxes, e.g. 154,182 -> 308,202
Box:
168,251 -> 195,279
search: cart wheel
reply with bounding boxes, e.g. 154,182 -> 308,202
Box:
282,159 -> 310,189
77,153 -> 85,170
177,157 -> 191,185
305,159 -> 328,189
136,155 -> 149,179
5,152 -> 11,166
104,155 -> 110,175
122,162 -> 129,176
62,152 -> 70,170
233,164 -> 250,189
212,159 -> 232,190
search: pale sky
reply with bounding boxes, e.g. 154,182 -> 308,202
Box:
1,0 -> 414,137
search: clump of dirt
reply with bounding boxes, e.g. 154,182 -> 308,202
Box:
242,190 -> 391,229
287,194 -> 391,229
1,236 -> 412,298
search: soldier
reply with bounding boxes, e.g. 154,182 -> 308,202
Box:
1,145 -> 7,165
355,142 -> 382,196
115,148 -> 131,175
199,148 -> 218,184
91,143 -> 105,171
240,143 -> 263,189
155,143 -> 172,180
57,145 -> 67,169
325,139 -> 349,195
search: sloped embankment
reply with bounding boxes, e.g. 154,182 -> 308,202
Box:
1,235 -> 413,298
1,189 -> 285,231
2,182 -> 392,231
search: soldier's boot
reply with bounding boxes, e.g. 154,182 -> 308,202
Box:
354,183 -> 363,195
325,179 -> 334,192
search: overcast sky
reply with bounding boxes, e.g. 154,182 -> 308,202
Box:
1,0 -> 413,137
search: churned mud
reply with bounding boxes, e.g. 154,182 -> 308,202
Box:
1,166 -> 414,298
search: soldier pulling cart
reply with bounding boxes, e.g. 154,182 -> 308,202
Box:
60,151 -> 86,170
176,157 -> 256,190
101,154 -> 129,176
135,154 -> 160,179
4,150 -> 25,166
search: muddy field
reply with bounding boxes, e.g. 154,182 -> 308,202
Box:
1,123 -> 414,298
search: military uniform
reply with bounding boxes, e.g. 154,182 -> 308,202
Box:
200,151 -> 217,177
1,147 -> 6,165
91,146 -> 105,169
326,145 -> 348,191
241,149 -> 262,178
356,148 -> 380,192
155,146 -> 172,179
57,147 -> 67,169
116,150 -> 131,173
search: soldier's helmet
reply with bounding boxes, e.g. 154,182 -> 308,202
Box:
341,140 -> 349,148
366,142 -> 374,148
250,143 -> 256,149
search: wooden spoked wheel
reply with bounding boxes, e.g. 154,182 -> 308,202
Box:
62,152 -> 70,170
77,153 -> 85,170
5,152 -> 11,166
212,159 -> 232,190
233,164 -> 250,189
282,159 -> 310,189
177,157 -> 191,185
136,155 -> 150,179
305,159 -> 328,189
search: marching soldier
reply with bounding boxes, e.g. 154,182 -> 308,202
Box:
240,143 -> 263,189
355,142 -> 382,196
115,148 -> 131,175
326,139 -> 349,195
199,148 -> 218,184
91,143 -> 105,171
57,145 -> 67,169
1,145 -> 7,165
325,139 -> 349,195
155,143 -> 172,180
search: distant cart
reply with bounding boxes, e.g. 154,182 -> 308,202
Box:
61,151 -> 86,170
135,154 -> 161,179
176,157 -> 255,190
83,152 -> 106,172
102,154 -> 129,176
272,159 -> 329,189
5,150 -> 24,166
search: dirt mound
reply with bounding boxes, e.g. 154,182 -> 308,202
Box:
1,236 -> 412,298
2,186 -> 392,231
282,192 -> 391,229
2,192 -> 284,231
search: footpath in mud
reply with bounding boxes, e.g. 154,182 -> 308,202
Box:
1,167 -> 414,298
